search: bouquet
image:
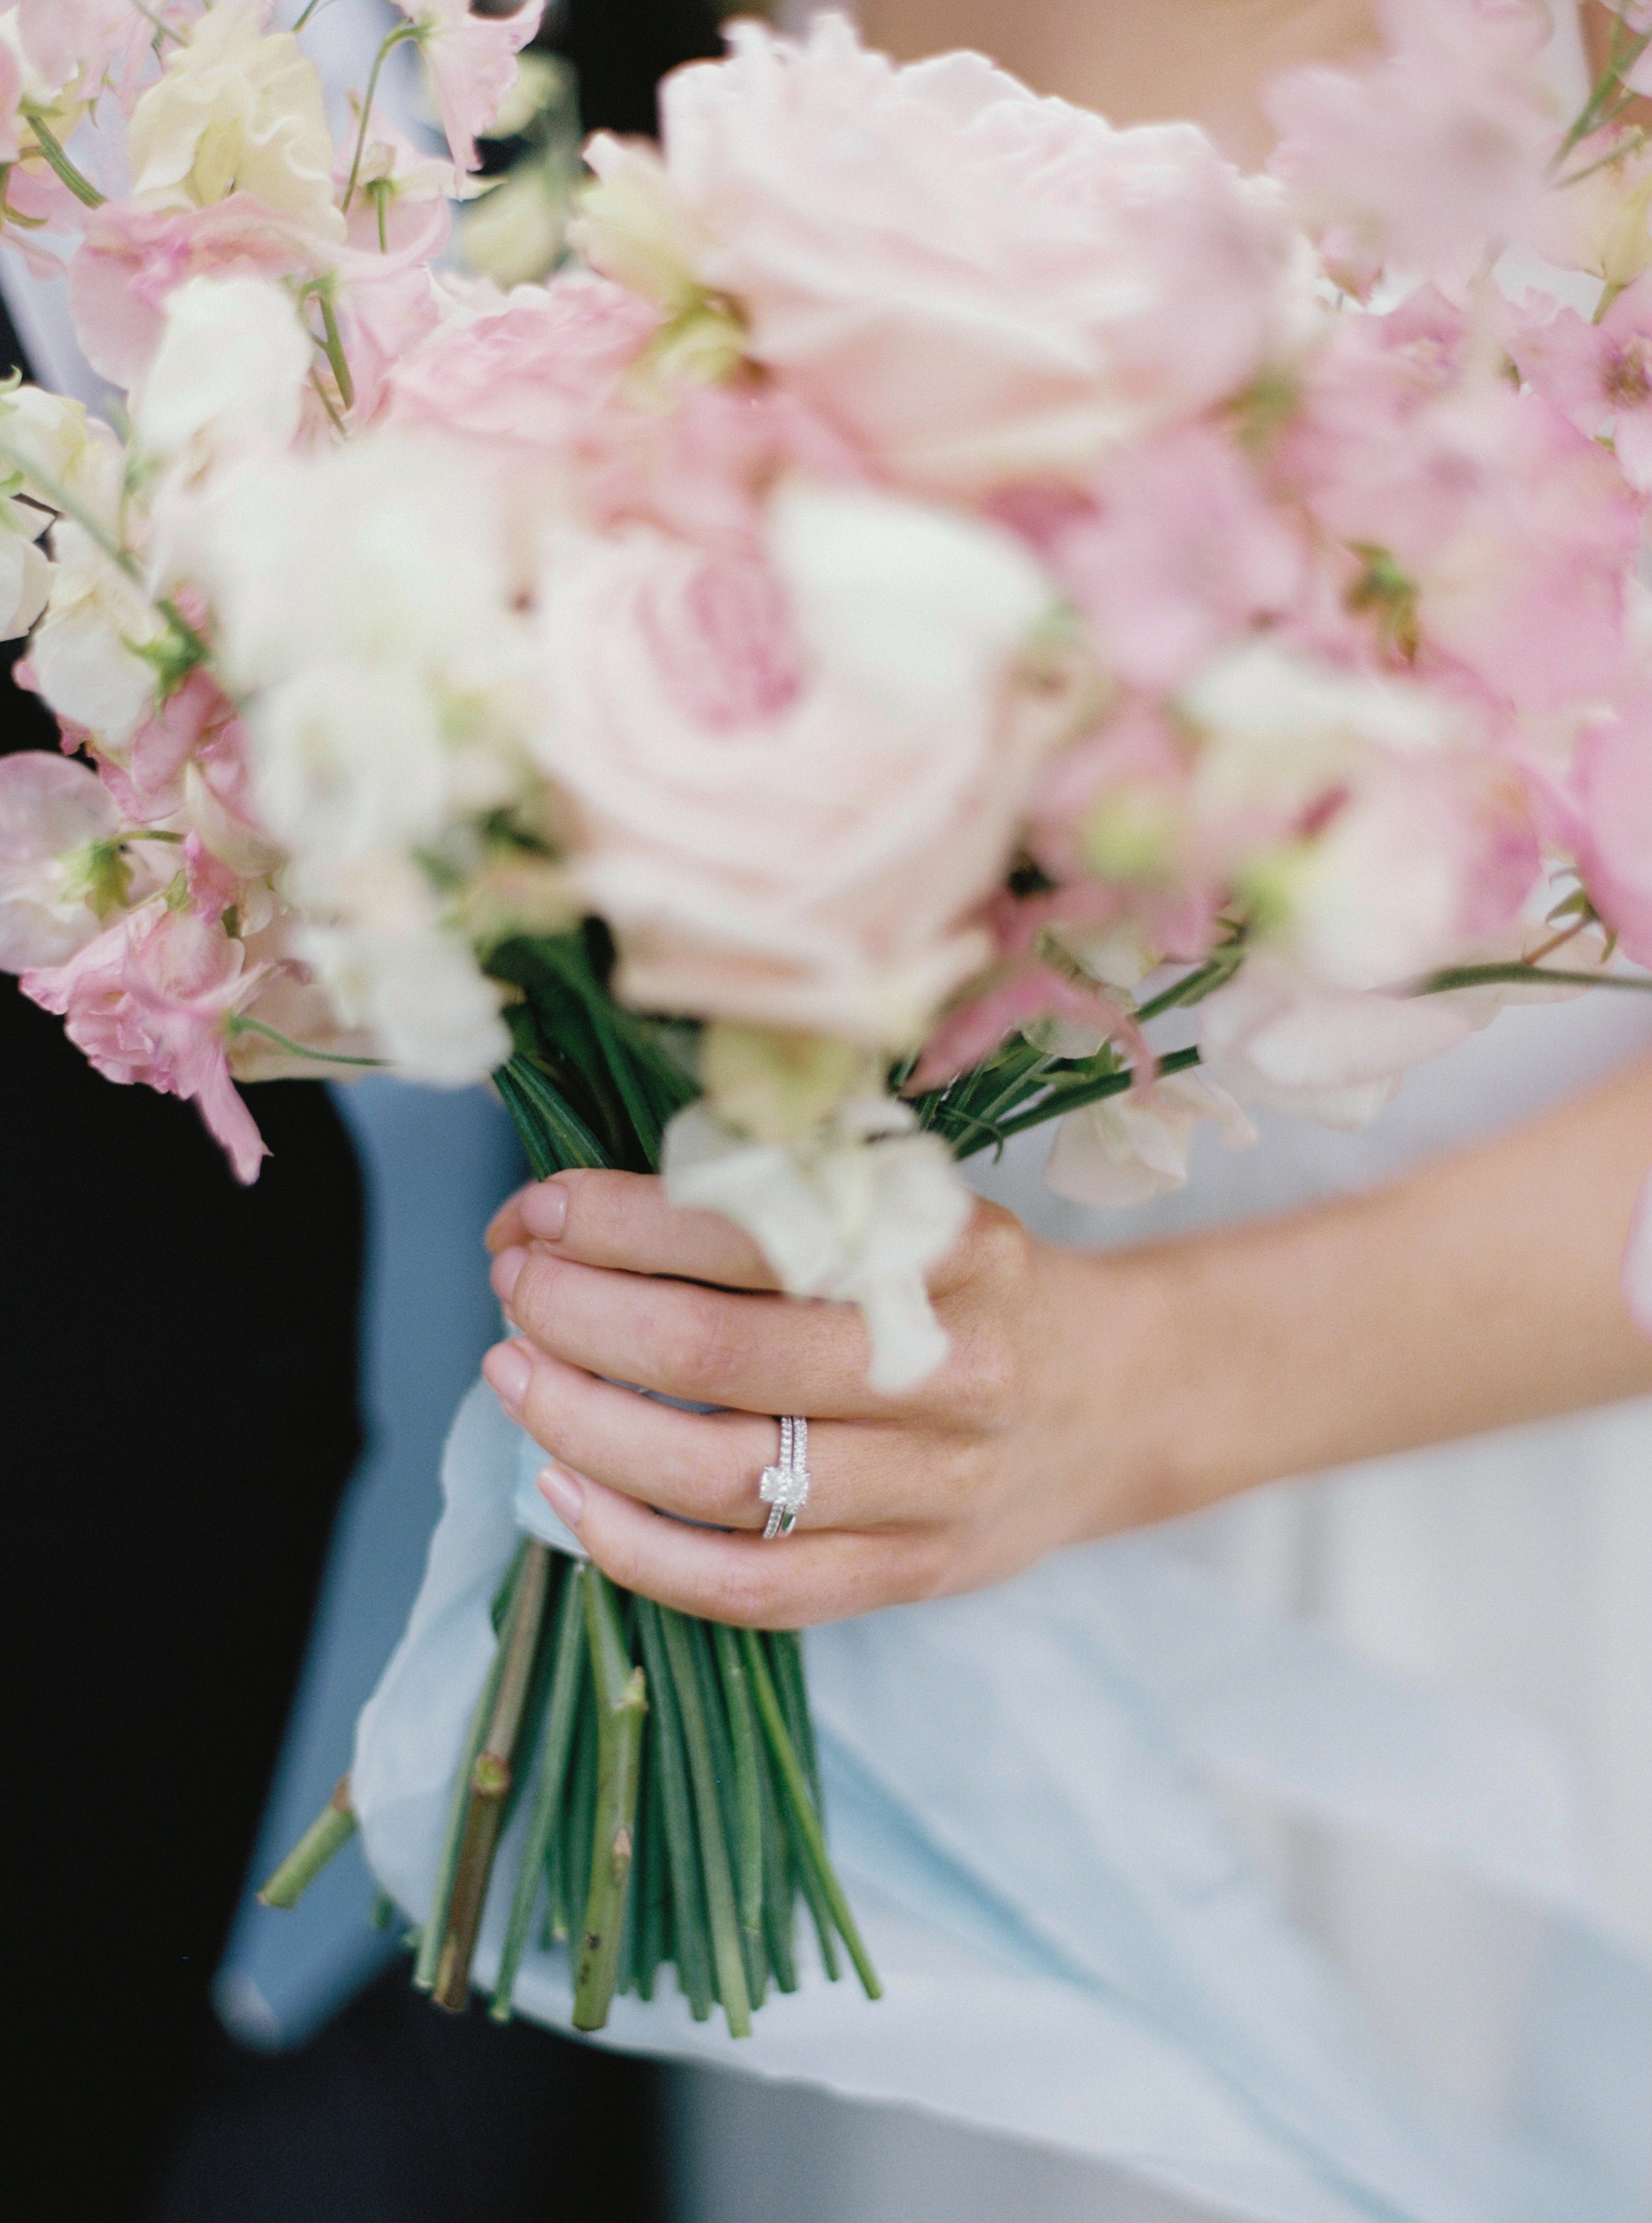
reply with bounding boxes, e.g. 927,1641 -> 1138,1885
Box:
4,0 -> 1652,2041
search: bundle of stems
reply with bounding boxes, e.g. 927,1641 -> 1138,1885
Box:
262,923 -> 1624,2029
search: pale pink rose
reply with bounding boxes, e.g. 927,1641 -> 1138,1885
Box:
1267,0 -> 1556,280
394,1 -> 545,174
1197,956 -> 1494,1128
532,509 -> 1054,1047
579,377 -> 867,556
1573,695 -> 1652,967
1624,1175 -> 1652,1340
69,196 -> 324,385
22,901 -> 270,1179
585,16 -> 1305,496
0,751 -> 121,969
385,274 -> 659,449
1511,277 -> 1652,493
1035,426 -> 1306,694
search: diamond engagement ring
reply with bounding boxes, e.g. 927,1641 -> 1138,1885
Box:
759,1415 -> 811,1540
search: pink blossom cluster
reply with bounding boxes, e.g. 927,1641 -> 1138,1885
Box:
0,4 -> 1649,1340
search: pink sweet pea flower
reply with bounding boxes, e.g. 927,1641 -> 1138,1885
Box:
0,751 -> 121,970
393,1 -> 544,175
1573,695 -> 1652,967
1267,0 -> 1557,282
1035,425 -> 1306,695
16,0 -> 151,101
69,196 -> 325,385
22,901 -> 270,1180
1511,276 -> 1652,492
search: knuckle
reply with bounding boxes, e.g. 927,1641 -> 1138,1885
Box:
949,1322 -> 1025,1431
964,1201 -> 1033,1294
706,1560 -> 779,1628
659,1291 -> 743,1402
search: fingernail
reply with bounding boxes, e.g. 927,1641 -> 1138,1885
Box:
539,1463 -> 585,1528
483,1339 -> 533,1414
490,1246 -> 527,1306
521,1180 -> 568,1242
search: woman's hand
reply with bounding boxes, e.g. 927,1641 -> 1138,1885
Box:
482,1171 -> 1176,1628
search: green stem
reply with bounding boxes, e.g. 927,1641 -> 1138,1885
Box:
660,1607 -> 751,2035
20,108 -> 104,208
490,1561 -> 587,2022
712,1626 -> 765,1957
741,1631 -> 882,2002
762,1633 -> 837,1981
572,1574 -> 648,2031
313,287 -> 356,412
226,1014 -> 386,1067
342,25 -> 418,214
431,1542 -> 554,2010
1413,962 -> 1652,995
258,1776 -> 356,1908
635,1601 -> 715,2021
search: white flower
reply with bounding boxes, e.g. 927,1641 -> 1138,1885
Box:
135,276 -> 313,465
768,482 -> 1056,724
250,658 -> 451,896
0,498 -> 50,640
0,385 -> 124,529
663,1097 -> 971,1394
1045,1070 -> 1256,1209
127,0 -> 344,241
29,522 -> 164,748
0,751 -> 120,969
1196,956 -> 1490,1129
298,873 -> 511,1086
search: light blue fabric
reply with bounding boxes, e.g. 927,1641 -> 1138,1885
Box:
352,1382 -> 1652,2223
213,1080 -> 520,2048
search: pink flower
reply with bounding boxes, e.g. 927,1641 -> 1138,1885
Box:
1512,277 -> 1652,492
582,16 -> 1306,496
22,901 -> 270,1180
1302,366 -> 1643,712
385,273 -> 659,448
1573,696 -> 1652,967
69,196 -> 324,386
16,0 -> 151,100
1196,955 -> 1496,1128
531,492 -> 1057,1048
0,751 -> 121,969
1033,426 -> 1306,694
1267,0 -> 1556,281
393,1 -> 545,175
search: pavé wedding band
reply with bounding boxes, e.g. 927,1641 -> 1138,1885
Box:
758,1415 -> 810,1540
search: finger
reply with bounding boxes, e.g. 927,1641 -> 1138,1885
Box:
488,1169 -> 780,1289
535,1463 -> 949,1628
482,1338 -> 936,1529
492,1244 -> 894,1420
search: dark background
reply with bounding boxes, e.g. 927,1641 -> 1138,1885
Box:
4,5 -> 725,2217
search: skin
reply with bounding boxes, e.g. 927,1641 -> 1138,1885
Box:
482,0 -> 1652,1627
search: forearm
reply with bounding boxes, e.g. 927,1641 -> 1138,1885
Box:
1117,1055 -> 1652,1522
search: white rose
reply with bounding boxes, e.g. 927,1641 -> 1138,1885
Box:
663,1097 -> 972,1394
127,0 -> 344,241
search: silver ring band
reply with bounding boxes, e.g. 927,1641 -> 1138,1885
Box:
759,1415 -> 810,1540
